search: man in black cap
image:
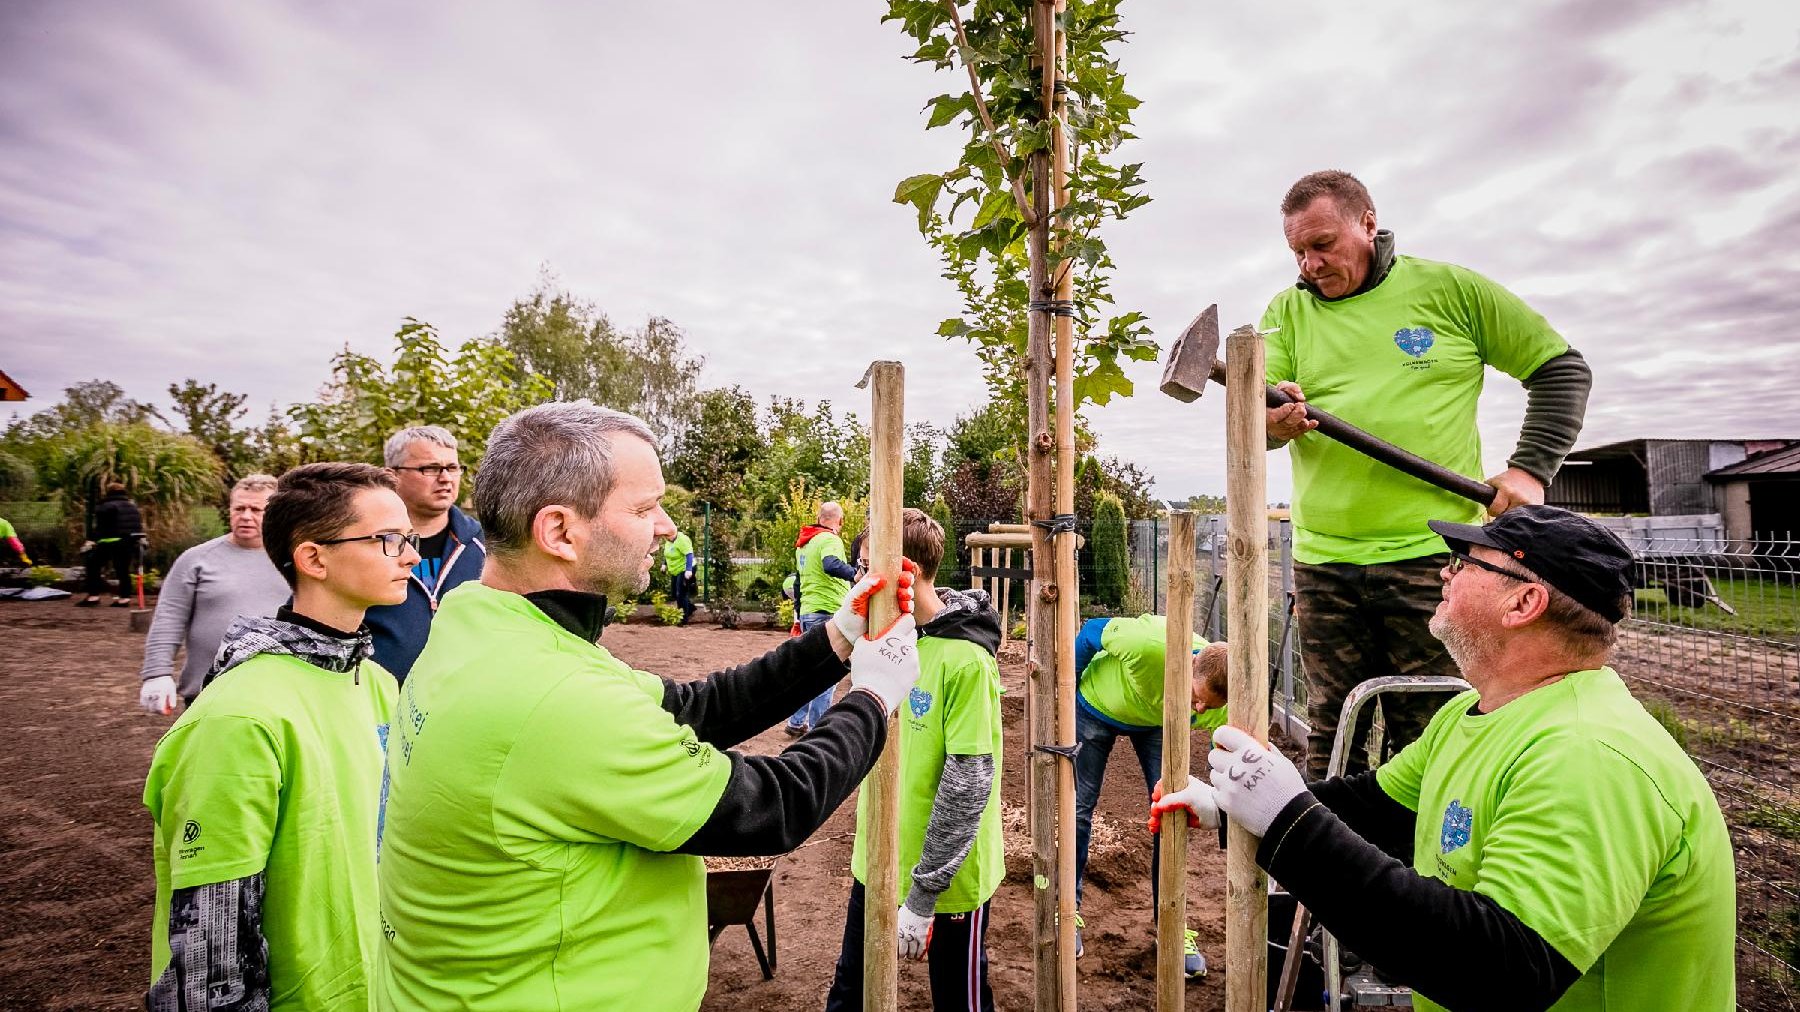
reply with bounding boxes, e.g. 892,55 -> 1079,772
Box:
1152,506 -> 1735,1012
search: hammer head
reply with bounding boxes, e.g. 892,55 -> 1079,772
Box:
1159,304 -> 1221,402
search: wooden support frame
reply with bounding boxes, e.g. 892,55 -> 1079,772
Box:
1224,326 -> 1271,1012
1156,510 -> 1197,1009
857,361 -> 906,1010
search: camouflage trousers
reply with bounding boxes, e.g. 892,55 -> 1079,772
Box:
1294,554 -> 1458,781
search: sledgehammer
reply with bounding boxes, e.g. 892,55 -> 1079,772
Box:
1160,304 -> 1497,508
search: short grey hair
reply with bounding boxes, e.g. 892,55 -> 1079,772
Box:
231,473 -> 280,496
383,425 -> 459,467
475,401 -> 658,556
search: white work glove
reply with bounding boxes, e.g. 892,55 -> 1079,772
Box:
1207,725 -> 1306,837
139,675 -> 179,716
847,613 -> 921,715
897,904 -> 933,961
832,558 -> 918,643
1148,775 -> 1220,833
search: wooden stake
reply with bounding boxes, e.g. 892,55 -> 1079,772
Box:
999,548 -> 1013,651
858,360 -> 906,1011
1225,326 -> 1270,1012
1156,510 -> 1197,1010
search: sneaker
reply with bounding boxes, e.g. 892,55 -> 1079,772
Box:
1183,928 -> 1207,979
782,723 -> 807,738
75,597 -> 100,608
1073,911 -> 1084,959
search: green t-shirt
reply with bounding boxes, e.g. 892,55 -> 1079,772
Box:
1261,255 -> 1568,566
1375,668 -> 1736,1012
1078,614 -> 1210,730
377,582 -> 733,1012
797,530 -> 850,616
851,631 -> 1004,913
144,651 -> 398,1012
662,532 -> 694,573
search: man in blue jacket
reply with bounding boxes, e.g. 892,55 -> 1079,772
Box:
366,425 -> 486,682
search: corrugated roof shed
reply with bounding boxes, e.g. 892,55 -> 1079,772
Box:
1707,442 -> 1800,478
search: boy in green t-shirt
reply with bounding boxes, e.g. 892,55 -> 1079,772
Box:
826,508 -> 1005,1011
143,462 -> 416,1011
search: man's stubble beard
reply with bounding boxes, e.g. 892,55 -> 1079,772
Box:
1429,609 -> 1501,675
577,523 -> 652,600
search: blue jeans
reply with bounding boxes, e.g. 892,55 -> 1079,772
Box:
786,612 -> 835,729
1073,700 -> 1163,910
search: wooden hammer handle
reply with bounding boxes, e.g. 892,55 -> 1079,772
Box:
1265,383 -> 1498,508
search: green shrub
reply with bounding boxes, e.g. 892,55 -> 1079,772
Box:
656,603 -> 684,626
1011,620 -> 1026,640
776,598 -> 795,628
1091,492 -> 1128,609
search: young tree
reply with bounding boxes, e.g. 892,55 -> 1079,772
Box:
666,386 -> 765,515
904,422 -> 944,507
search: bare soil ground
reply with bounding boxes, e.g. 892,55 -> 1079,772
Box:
0,599 -> 1229,1011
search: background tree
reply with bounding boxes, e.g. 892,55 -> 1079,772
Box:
904,422 -> 944,507
166,380 -> 257,490
3,379 -> 162,447
1090,491 -> 1129,609
497,273 -> 704,449
38,422 -> 222,568
290,318 -> 552,471
666,386 -> 764,516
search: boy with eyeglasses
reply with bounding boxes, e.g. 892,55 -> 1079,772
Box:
144,462 -> 417,1011
366,424 -> 486,682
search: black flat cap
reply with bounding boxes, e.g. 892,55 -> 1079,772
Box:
1428,504 -> 1635,623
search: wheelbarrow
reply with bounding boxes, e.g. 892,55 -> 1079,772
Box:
707,863 -> 778,980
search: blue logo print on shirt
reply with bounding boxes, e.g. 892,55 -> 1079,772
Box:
908,688 -> 933,718
1394,327 -> 1435,357
1440,799 -> 1473,854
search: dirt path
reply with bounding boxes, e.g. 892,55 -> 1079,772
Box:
0,600 -> 1230,1011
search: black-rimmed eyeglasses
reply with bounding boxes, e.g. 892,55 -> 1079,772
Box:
393,464 -> 464,478
1448,551 -> 1531,583
315,532 -> 422,557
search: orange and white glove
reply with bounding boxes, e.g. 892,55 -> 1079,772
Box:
139,675 -> 179,716
1149,776 -> 1219,833
897,904 -> 934,961
1207,725 -> 1305,837
832,558 -> 918,643
848,613 -> 921,715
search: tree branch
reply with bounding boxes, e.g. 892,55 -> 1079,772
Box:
942,0 -> 1037,227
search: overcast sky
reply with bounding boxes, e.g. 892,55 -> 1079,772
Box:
3,0 -> 1797,500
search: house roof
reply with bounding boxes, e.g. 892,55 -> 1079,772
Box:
1566,437 -> 1800,463
0,369 -> 28,402
1706,442 -> 1800,480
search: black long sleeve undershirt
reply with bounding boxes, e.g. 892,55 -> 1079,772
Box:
1259,792 -> 1580,1012
659,621 -> 888,856
659,623 -> 848,750
1306,770 -> 1416,864
677,689 -> 887,856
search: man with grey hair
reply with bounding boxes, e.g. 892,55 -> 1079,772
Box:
378,401 -> 923,1010
364,423 -> 485,681
138,473 -> 290,713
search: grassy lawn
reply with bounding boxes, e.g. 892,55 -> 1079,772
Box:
1634,575 -> 1800,638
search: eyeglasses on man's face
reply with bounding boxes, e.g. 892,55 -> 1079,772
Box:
1447,551 -> 1532,583
393,464 -> 464,478
315,532 -> 422,558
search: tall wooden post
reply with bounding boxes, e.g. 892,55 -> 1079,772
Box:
1225,326 -> 1270,1012
858,361 -> 906,1011
1024,0 -> 1062,1006
1156,511 -> 1197,1010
